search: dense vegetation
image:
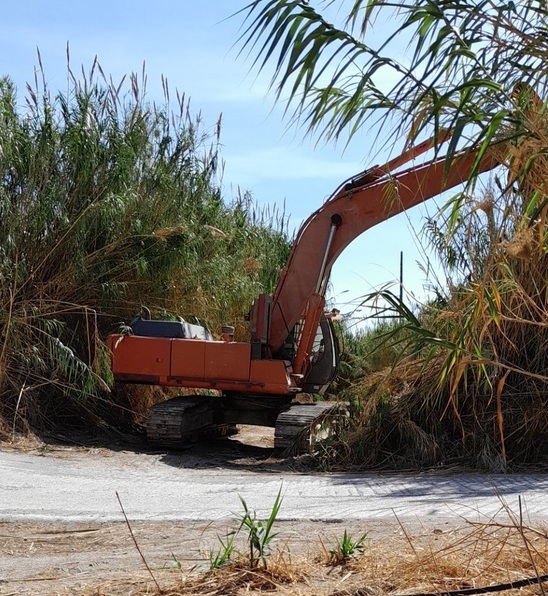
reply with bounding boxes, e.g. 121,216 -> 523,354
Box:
242,0 -> 548,470
0,63 -> 291,437
4,2 -> 548,471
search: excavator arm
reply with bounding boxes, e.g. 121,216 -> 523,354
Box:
267,144 -> 501,373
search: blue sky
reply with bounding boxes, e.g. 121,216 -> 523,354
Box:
1,1 -> 445,322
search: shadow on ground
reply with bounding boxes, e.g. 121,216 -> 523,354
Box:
31,424 -> 307,473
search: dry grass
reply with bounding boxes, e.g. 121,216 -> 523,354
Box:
328,86 -> 548,472
4,515 -> 548,595
160,555 -> 304,596
122,519 -> 548,596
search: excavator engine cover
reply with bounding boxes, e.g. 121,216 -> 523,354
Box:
131,318 -> 213,340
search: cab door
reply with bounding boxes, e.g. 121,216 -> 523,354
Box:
301,317 -> 339,394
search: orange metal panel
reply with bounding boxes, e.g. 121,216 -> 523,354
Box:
170,339 -> 207,379
110,335 -> 171,377
109,333 -> 293,394
170,340 -> 251,383
250,360 -> 292,393
204,342 -> 251,381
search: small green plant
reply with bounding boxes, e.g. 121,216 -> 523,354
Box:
209,532 -> 237,569
237,485 -> 283,569
163,553 -> 185,579
170,553 -> 182,570
329,529 -> 368,565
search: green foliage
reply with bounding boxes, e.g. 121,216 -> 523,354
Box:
0,60 -> 291,435
237,485 -> 283,569
329,529 -> 368,565
329,315 -> 412,403
207,487 -> 284,571
239,1 -> 546,158
238,1 -> 548,471
209,532 -> 237,569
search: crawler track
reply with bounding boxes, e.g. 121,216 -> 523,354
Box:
274,401 -> 348,452
146,395 -> 235,447
146,395 -> 347,453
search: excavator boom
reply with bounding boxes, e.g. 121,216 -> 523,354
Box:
268,146 -> 500,358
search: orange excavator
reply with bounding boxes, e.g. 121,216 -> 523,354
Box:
107,135 -> 501,450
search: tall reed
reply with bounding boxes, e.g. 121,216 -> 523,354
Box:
0,59 -> 291,435
329,87 -> 548,471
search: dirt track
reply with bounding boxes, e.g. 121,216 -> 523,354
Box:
0,427 -> 396,595
2,426 -> 548,595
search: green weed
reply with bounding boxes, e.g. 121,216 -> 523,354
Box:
236,485 -> 283,569
209,532 -> 237,569
329,529 -> 368,565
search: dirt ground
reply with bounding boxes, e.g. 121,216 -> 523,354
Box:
2,427 -> 548,596
3,517 -> 547,596
0,425 -> 389,595
0,517 -> 421,595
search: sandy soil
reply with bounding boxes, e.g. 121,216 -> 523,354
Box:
0,517 -> 424,595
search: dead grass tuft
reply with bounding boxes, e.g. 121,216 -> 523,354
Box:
504,225 -> 535,261
146,551 -> 305,595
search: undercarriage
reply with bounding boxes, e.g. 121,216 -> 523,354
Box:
145,394 -> 348,452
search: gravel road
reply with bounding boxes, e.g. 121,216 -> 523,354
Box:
1,430 -> 547,524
